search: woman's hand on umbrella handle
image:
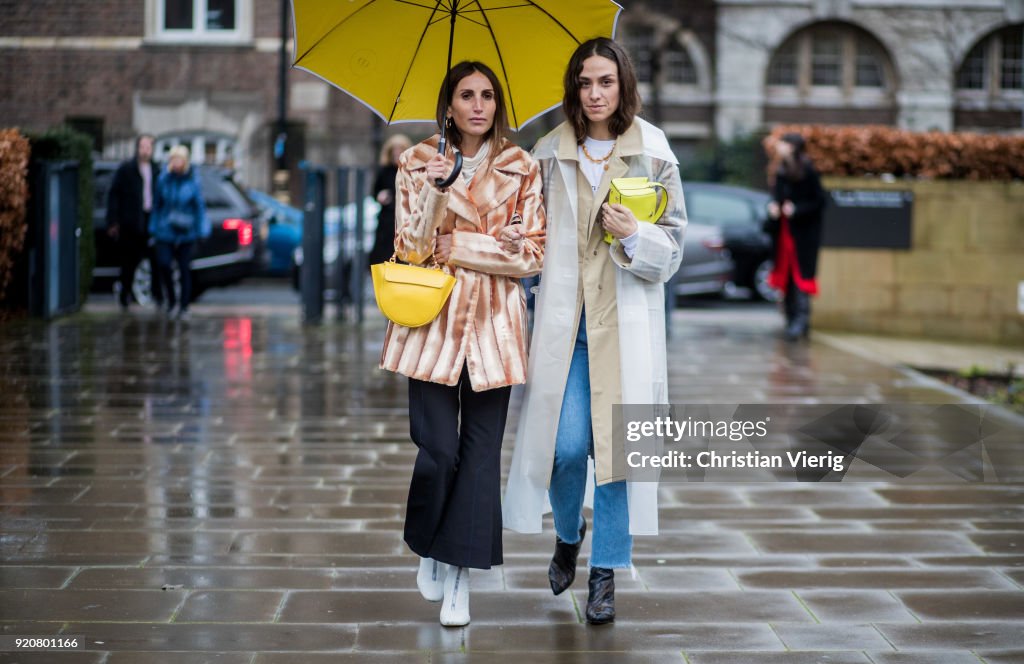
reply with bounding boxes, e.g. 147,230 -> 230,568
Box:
782,200 -> 795,218
767,201 -> 781,219
432,151 -> 462,189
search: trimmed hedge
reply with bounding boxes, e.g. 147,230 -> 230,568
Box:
28,126 -> 95,304
0,129 -> 30,305
765,125 -> 1024,181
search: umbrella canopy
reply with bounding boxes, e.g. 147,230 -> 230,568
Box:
291,0 -> 622,130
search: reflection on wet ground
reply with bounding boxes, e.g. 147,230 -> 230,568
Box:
1,304 -> 1022,662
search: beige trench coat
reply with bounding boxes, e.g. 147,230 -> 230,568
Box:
379,136 -> 546,391
503,118 -> 686,536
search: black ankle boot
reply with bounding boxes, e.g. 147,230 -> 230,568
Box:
585,566 -> 615,625
785,291 -> 810,341
548,519 -> 586,595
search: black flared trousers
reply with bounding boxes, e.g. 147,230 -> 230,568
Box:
404,367 -> 510,569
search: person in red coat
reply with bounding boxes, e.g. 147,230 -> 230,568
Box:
765,133 -> 827,340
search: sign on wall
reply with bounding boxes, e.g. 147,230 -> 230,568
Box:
822,189 -> 914,249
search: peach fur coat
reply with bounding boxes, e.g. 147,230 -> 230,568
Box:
379,135 -> 546,391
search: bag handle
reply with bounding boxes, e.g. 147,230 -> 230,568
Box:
651,182 -> 669,221
387,252 -> 449,274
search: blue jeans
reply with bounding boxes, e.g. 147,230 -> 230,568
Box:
155,241 -> 193,311
548,310 -> 633,569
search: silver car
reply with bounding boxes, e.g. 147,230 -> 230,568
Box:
672,221 -> 732,298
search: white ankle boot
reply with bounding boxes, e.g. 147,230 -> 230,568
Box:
439,565 -> 470,626
416,557 -> 446,602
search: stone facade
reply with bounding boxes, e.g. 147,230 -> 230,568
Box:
0,0 -> 1020,191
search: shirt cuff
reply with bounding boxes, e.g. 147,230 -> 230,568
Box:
620,230 -> 640,259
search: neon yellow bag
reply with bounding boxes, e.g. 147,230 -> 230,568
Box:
603,176 -> 669,244
371,256 -> 455,328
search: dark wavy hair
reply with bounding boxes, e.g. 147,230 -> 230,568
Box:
562,37 -> 641,143
435,61 -> 509,151
778,132 -> 811,181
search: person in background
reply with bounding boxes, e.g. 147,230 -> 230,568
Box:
149,145 -> 209,321
369,134 -> 413,267
106,134 -> 162,311
765,132 -> 826,341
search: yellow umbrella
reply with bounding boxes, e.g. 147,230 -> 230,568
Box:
291,0 -> 622,130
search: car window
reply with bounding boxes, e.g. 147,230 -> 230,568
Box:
200,171 -> 252,211
686,190 -> 756,226
93,167 -> 115,215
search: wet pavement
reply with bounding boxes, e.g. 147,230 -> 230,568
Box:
1,291 -> 1023,663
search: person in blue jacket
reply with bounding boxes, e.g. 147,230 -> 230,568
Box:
149,144 -> 210,320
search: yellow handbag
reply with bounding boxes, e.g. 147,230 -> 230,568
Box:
603,176 -> 669,244
370,256 -> 456,328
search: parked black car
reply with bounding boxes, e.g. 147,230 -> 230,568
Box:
682,182 -> 780,301
92,161 -> 265,304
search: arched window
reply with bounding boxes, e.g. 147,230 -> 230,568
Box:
954,23 -> 1022,131
956,24 -> 1023,94
665,40 -> 698,85
621,24 -> 656,83
766,22 -> 894,96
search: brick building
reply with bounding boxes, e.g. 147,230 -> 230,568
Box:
1,0 -> 1020,192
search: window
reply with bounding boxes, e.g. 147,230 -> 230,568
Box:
767,23 -> 890,96
956,24 -> 1024,93
768,42 -> 798,86
155,0 -> 246,41
811,35 -> 842,86
1000,25 -> 1023,90
686,191 -> 755,226
665,42 -> 697,84
855,38 -> 885,87
622,25 -> 655,83
957,42 -> 987,89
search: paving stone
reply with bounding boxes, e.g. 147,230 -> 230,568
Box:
0,589 -> 185,622
748,533 -> 978,555
772,623 -> 893,650
280,590 -> 574,624
738,569 -> 1013,590
0,566 -> 76,589
256,655 -> 430,663
797,590 -> 917,622
569,589 -> 814,623
874,622 -> 1024,650
462,623 -> 785,652
105,654 -> 254,664
61,622 -> 357,651
896,591 -> 1024,620
0,654 -> 104,664
686,654 -> 870,664
978,653 -> 1024,664
174,590 -> 284,622
865,652 -> 988,664
967,533 -> 1023,554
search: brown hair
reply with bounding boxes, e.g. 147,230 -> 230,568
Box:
435,61 -> 509,151
562,37 -> 641,143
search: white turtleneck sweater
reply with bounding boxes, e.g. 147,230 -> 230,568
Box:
460,139 -> 491,183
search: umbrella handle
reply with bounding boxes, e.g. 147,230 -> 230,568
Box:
434,138 -> 463,189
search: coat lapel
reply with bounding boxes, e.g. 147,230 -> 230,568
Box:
555,123 -> 580,228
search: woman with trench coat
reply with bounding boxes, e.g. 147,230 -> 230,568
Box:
503,38 -> 686,624
380,61 -> 545,627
